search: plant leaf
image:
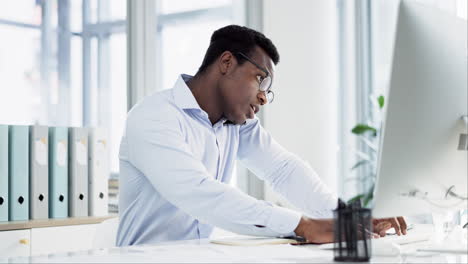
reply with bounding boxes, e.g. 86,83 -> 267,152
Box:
355,150 -> 373,162
363,191 -> 374,207
363,184 -> 375,207
351,160 -> 370,170
351,124 -> 377,137
358,136 -> 378,152
347,194 -> 365,204
378,95 -> 385,109
344,174 -> 375,182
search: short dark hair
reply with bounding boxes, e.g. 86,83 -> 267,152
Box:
197,25 -> 280,74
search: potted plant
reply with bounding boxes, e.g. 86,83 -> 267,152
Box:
347,95 -> 385,207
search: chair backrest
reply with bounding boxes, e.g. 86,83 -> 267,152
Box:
92,217 -> 119,249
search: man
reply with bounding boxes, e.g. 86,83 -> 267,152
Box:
117,25 -> 406,246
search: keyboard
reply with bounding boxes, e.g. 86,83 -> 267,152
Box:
379,232 -> 431,245
378,231 -> 467,255
318,224 -> 467,255
317,230 -> 431,253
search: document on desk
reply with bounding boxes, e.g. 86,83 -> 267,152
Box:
210,236 -> 298,246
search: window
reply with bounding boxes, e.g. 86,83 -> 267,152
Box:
154,1 -> 244,188
0,0 -> 127,213
1,0 -> 246,213
155,0 -> 240,90
371,0 -> 467,98
337,0 -> 467,201
336,0 -> 369,200
367,0 -> 467,221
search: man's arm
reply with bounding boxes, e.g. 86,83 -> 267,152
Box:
237,118 -> 338,217
126,108 -> 301,237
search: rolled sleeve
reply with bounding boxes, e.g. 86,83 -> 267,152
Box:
267,206 -> 302,234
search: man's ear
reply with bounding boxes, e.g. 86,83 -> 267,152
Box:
218,51 -> 236,75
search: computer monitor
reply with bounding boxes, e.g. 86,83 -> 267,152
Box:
373,0 -> 467,218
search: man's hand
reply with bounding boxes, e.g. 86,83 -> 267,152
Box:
372,217 -> 407,237
293,216 -> 334,244
293,215 -> 407,243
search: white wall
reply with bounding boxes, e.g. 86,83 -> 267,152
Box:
261,0 -> 339,205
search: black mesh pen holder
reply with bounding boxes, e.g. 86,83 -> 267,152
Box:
333,199 -> 372,262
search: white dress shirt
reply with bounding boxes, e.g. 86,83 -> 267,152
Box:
116,74 -> 338,246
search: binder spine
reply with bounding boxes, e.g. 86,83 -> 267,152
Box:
0,125 -> 8,222
49,127 -> 69,218
29,125 -> 49,220
69,128 -> 89,217
88,128 -> 109,216
9,125 -> 29,221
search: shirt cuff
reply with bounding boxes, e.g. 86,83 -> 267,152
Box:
266,206 -> 302,235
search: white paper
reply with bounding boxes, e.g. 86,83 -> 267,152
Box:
95,140 -> 107,168
35,138 -> 47,166
76,139 -> 87,165
57,141 -> 67,167
210,237 -> 297,246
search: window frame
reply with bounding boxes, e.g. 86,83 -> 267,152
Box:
0,0 -> 126,126
336,0 -> 375,199
337,0 -> 467,201
0,0 -> 126,178
126,0 -> 260,196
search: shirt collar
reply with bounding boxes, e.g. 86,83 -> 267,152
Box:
173,74 -> 232,126
173,74 -> 203,110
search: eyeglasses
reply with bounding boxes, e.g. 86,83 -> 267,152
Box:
236,52 -> 275,103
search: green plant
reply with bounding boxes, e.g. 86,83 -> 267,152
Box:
347,95 -> 385,207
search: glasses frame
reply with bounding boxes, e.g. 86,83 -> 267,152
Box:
236,52 -> 275,103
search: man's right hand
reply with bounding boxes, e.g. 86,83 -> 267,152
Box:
293,216 -> 334,244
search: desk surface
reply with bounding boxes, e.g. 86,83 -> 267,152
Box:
3,224 -> 467,263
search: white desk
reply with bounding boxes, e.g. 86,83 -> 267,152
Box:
3,225 -> 467,263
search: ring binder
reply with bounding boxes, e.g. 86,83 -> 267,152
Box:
0,125 -> 8,222
30,125 -> 49,220
49,127 -> 69,218
9,125 -> 29,221
88,128 -> 109,216
69,127 -> 89,217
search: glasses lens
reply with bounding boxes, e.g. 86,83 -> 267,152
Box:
260,76 -> 272,92
266,90 -> 274,103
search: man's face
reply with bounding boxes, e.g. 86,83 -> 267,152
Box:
219,46 -> 275,125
